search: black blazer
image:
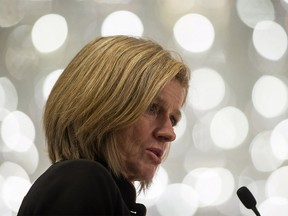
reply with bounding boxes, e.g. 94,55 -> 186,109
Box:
18,159 -> 146,216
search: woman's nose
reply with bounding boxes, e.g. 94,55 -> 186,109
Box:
154,118 -> 176,142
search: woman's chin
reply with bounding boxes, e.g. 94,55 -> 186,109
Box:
130,170 -> 157,182
140,167 -> 158,182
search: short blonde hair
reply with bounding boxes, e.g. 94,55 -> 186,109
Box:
44,35 -> 190,190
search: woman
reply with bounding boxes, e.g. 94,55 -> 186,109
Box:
18,35 -> 190,215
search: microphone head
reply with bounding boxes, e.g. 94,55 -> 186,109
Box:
237,186 -> 257,209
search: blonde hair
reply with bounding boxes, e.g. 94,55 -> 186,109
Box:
44,35 -> 190,190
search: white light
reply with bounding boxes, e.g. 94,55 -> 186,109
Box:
250,131 -> 283,172
43,69 -> 63,100
0,162 -> 31,212
2,176 -> 31,212
259,197 -> 288,216
192,113 -> 219,152
0,77 -> 18,111
237,0 -> 275,28
32,14 -> 68,53
252,75 -> 288,118
5,25 -> 40,80
271,119 -> 288,160
0,0 -> 28,27
213,168 -> 235,205
168,112 -> 188,157
266,166 -> 288,199
0,108 -> 10,122
156,183 -> 198,216
3,143 -> 39,174
173,13 -> 215,53
210,106 -> 249,149
188,68 -> 225,110
0,85 -> 5,108
183,167 -> 234,207
253,20 -> 287,61
101,10 -> 144,36
0,161 -> 30,181
0,176 -> 13,216
174,111 -> 187,141
1,111 -> 35,152
136,166 -> 168,207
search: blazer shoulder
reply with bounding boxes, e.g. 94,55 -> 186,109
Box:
18,159 -> 129,215
44,159 -> 114,183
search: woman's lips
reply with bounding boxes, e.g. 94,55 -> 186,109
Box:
146,148 -> 163,164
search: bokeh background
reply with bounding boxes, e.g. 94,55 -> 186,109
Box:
1,0 -> 288,215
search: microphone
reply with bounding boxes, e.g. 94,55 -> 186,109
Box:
237,186 -> 261,216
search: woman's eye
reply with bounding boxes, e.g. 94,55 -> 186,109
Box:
170,117 -> 177,127
147,103 -> 158,114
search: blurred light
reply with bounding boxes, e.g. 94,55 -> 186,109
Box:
196,0 -> 228,8
0,161 -> 30,181
250,131 -> 284,172
0,0 -> 28,27
89,0 -> 131,3
136,166 -> 168,207
156,183 -> 198,216
5,25 -> 40,80
3,143 -> 39,174
101,10 -> 144,36
188,68 -> 225,111
252,75 -> 288,118
32,14 -> 68,53
0,77 -> 18,111
259,197 -> 288,216
157,0 -> 195,14
210,106 -> 249,149
192,113 -> 220,152
169,138 -> 190,158
189,168 -> 220,207
238,166 -> 261,188
0,108 -> 11,153
213,168 -> 235,205
168,112 -> 188,158
0,108 -> 10,121
183,167 -> 234,207
174,111 -> 187,141
0,162 -> 31,213
266,166 -> 288,199
1,111 -> 35,152
248,101 -> 282,133
0,180 -> 13,216
237,0 -> 275,28
281,0 -> 288,11
2,176 -> 31,212
0,85 -> 5,108
270,119 -> 288,160
85,0 -> 131,2
43,69 -> 63,100
184,145 -> 226,174
173,13 -> 215,53
253,20 -> 287,61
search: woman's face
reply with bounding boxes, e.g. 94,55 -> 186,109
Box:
118,79 -> 185,182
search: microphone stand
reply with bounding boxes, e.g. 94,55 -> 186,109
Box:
252,206 -> 261,216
